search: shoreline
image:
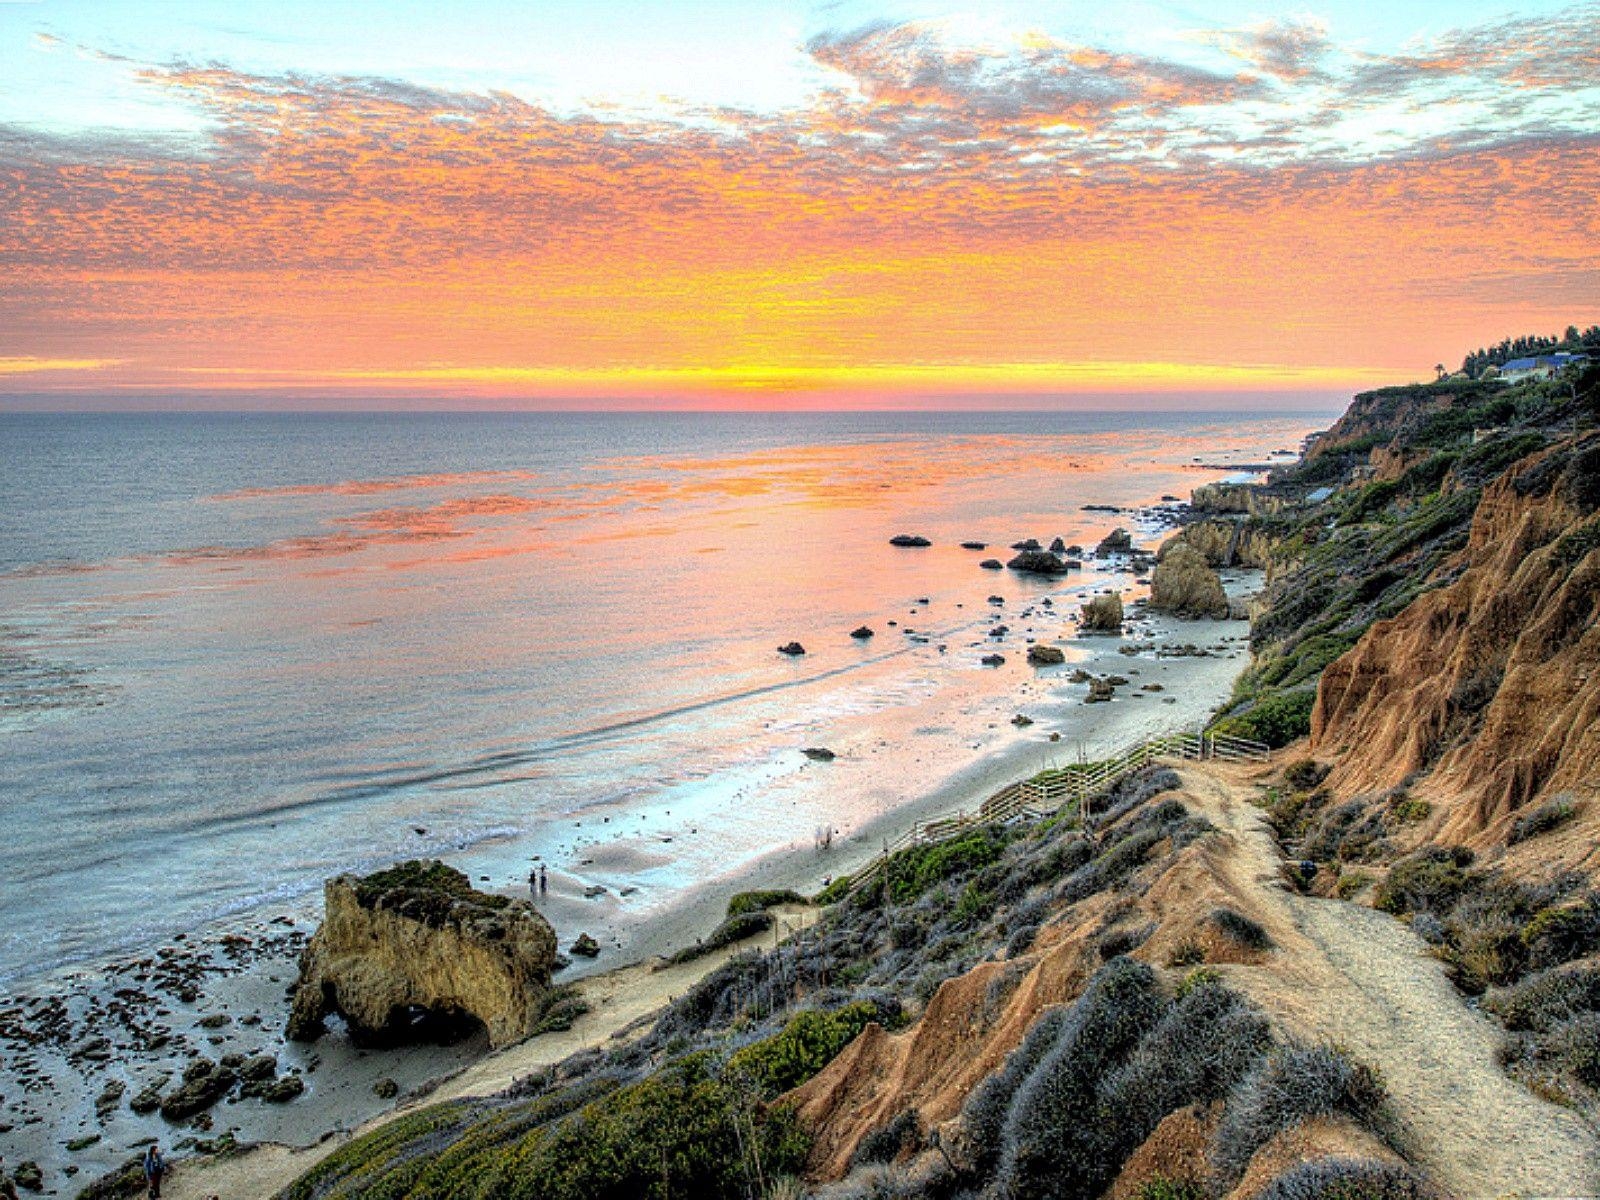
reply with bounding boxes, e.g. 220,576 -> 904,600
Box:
4,514 -> 1261,1195
153,588 -> 1256,1200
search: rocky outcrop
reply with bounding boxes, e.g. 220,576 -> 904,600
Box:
1169,520 -> 1280,571
1097,528 -> 1133,555
1007,549 -> 1069,574
1027,644 -> 1066,665
1190,483 -> 1287,516
1149,543 -> 1230,620
1080,592 -> 1124,634
288,860 -> 558,1048
1312,435 -> 1600,847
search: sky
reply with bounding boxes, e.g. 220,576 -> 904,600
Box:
1,0 -> 1597,408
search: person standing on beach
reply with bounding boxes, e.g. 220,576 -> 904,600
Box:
143,1144 -> 166,1199
539,865 -> 548,895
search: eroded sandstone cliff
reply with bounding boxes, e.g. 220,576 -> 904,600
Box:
288,860 -> 557,1048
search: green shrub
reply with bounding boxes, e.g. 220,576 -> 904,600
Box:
1134,1178 -> 1204,1200
668,911 -> 775,964
1211,690 -> 1316,750
1336,872 -> 1372,900
726,890 -> 809,919
884,828 -> 1009,905
815,875 -> 854,905
1167,942 -> 1206,969
726,1002 -> 882,1098
1373,849 -> 1473,916
1521,896 -> 1600,970
531,985 -> 590,1036
1176,967 -> 1222,998
1390,796 -> 1431,824
1283,760 -> 1331,792
504,1053 -> 808,1200
1507,795 -> 1577,845
1535,1013 -> 1600,1090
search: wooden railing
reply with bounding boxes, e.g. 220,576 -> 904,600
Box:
845,725 -> 1269,895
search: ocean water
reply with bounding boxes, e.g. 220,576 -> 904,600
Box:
0,410 -> 1323,986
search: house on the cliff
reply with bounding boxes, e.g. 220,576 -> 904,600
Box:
1500,351 -> 1590,381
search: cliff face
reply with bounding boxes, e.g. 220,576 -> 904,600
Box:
288,860 -> 557,1048
1313,435 -> 1600,846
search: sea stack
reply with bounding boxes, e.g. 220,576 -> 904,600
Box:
287,860 -> 558,1048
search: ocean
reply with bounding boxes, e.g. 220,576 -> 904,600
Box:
0,410 -> 1326,988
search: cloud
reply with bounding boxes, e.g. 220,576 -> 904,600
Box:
0,7 -> 1597,396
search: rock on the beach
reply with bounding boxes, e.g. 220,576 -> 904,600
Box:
374,1077 -> 400,1099
1027,644 -> 1066,665
286,860 -> 558,1049
1086,677 -> 1117,703
1048,537 -> 1068,554
888,534 -> 932,547
1079,592 -> 1124,634
960,541 -> 987,550
1006,549 -> 1069,575
570,933 -> 601,958
803,747 -> 836,762
160,1057 -> 237,1121
777,642 -> 806,656
1096,528 -> 1134,555
1010,538 -> 1042,551
849,625 -> 874,640
1149,542 -> 1230,619
979,559 -> 1003,570
980,653 -> 1006,666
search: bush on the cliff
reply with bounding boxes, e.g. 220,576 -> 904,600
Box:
1507,794 -> 1578,845
504,1053 -> 808,1200
1211,906 -> 1274,952
726,1001 -> 883,1098
1210,1045 -> 1390,1189
851,1108 -> 922,1168
1482,964 -> 1600,1032
1373,848 -> 1474,916
727,889 -> 810,918
881,827 -> 1010,905
668,911 -> 775,964
1211,690 -> 1316,749
961,1006 -> 1073,1169
1252,1157 -> 1436,1200
995,957 -> 1167,1200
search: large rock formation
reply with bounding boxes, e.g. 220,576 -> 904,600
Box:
1149,543 -> 1230,620
1007,549 -> 1069,575
1312,435 -> 1600,845
288,860 -> 558,1048
1080,591 -> 1124,633
1168,520 -> 1281,571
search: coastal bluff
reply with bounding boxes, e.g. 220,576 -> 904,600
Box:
287,860 -> 557,1049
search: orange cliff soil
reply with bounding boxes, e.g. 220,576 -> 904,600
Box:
1310,434 -> 1600,856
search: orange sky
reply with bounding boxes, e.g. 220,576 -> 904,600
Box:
2,7 -> 1598,405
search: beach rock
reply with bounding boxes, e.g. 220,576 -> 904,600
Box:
374,1077 -> 400,1099
286,860 -> 558,1049
128,1074 -> 168,1115
1026,644 -> 1066,666
1006,549 -> 1069,575
1148,543 -> 1230,619
1087,677 -> 1116,703
1079,592 -> 1124,634
1011,714 -> 1034,727
583,884 -> 608,899
248,1074 -> 305,1103
238,1053 -> 277,1083
980,653 -> 1006,667
989,624 -> 1008,638
160,1057 -> 236,1121
1083,504 -> 1121,513
1010,538 -> 1041,551
888,534 -> 931,547
570,933 -> 601,958
1096,528 -> 1133,555
960,541 -> 987,550
13,1162 -> 41,1193
1048,537 -> 1067,554
803,747 -> 836,762
777,642 -> 806,656
849,625 -> 874,640
93,1079 -> 125,1120
979,559 -> 1003,570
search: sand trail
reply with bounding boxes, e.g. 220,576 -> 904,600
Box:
1178,764 -> 1598,1200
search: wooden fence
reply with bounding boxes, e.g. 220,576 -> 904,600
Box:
846,726 -> 1270,895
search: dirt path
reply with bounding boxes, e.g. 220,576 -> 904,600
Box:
1178,764 -> 1598,1200
165,907 -> 816,1200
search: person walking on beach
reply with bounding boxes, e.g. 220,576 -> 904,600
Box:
539,865 -> 548,895
143,1144 -> 166,1199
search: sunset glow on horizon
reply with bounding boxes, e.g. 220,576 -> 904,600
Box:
3,0 -> 1597,407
